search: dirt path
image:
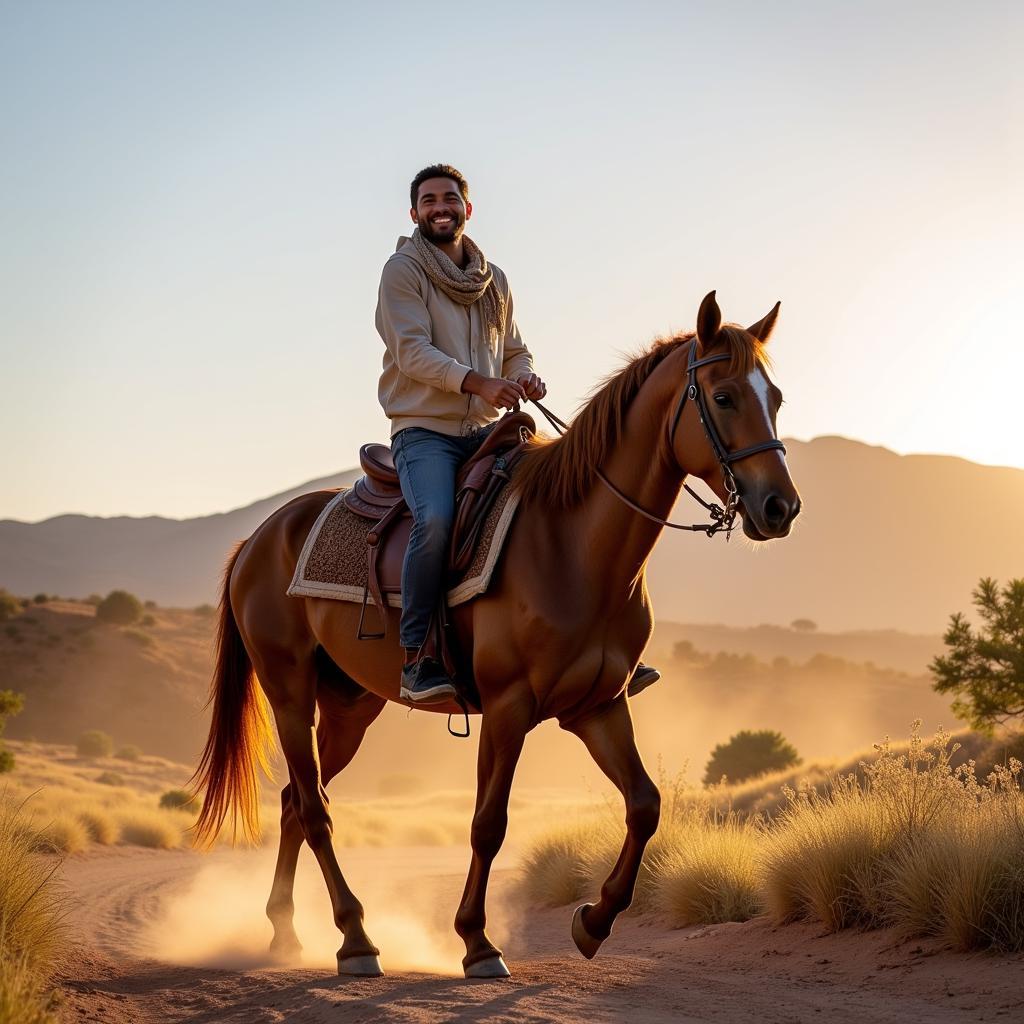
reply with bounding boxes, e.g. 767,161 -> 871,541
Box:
57,846 -> 1024,1023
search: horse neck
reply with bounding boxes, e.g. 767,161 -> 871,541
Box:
568,348 -> 690,596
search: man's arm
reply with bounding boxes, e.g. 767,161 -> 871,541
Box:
376,257 -> 473,393
500,285 -> 546,400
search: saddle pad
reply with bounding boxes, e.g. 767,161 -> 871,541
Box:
286,485 -> 520,608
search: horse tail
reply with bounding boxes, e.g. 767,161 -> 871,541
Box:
190,541 -> 274,848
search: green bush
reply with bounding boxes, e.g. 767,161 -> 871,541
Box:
159,789 -> 199,813
95,771 -> 124,787
704,730 -> 801,786
32,595 -> 48,605
115,745 -> 142,762
0,749 -> 14,774
95,591 -> 142,626
76,730 -> 113,758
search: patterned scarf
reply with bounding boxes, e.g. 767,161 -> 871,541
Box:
411,227 -> 506,338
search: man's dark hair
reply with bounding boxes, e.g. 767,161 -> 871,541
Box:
409,164 -> 469,209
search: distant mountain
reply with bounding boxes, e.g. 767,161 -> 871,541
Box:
1,436 -> 1022,632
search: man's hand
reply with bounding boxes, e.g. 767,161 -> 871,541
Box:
513,372 -> 547,401
462,371 -> 527,410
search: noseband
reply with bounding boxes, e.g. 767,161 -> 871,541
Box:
532,339 -> 787,537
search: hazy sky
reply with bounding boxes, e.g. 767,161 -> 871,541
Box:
1,1 -> 1020,521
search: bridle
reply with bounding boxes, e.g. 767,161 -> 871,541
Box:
531,338 -> 787,538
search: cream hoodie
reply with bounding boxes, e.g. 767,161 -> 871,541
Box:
375,236 -> 534,437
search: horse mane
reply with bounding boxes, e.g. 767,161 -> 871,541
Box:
514,324 -> 767,511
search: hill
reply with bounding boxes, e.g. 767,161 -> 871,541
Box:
2,436 -> 1022,632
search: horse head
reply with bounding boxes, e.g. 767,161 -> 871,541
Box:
670,290 -> 801,540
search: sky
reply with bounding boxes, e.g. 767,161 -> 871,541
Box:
1,1 -> 1020,522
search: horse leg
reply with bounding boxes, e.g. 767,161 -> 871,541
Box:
454,705 -> 530,978
265,689 -> 385,960
266,773 -> 303,959
259,654 -> 384,976
564,695 -> 660,959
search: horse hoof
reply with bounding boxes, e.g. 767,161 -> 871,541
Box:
337,953 -> 384,977
572,904 -> 603,960
268,937 -> 302,963
464,955 -> 511,979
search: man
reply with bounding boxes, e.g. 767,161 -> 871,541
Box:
376,163 -> 660,703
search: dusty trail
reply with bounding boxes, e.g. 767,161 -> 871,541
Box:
57,846 -> 1024,1023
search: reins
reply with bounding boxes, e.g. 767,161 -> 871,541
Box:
529,339 -> 786,539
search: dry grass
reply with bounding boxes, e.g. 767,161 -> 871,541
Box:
116,809 -> 186,850
75,805 -> 119,845
0,796 -> 68,1023
654,812 -> 762,926
520,725 -> 1024,951
33,814 -> 90,856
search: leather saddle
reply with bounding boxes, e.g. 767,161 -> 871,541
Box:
341,411 -> 536,647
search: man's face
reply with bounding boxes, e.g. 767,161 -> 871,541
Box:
411,176 -> 471,244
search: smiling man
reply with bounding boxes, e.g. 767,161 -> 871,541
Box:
375,163 -> 660,704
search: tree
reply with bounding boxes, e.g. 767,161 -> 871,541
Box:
96,590 -> 142,626
791,618 -> 817,632
0,689 -> 25,772
931,577 -> 1024,733
703,729 -> 801,786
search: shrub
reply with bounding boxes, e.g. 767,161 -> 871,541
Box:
192,603 -> 216,618
117,810 -> 182,849
95,590 -> 142,626
31,595 -> 48,606
115,745 -> 141,762
33,816 -> 89,855
123,628 -> 154,649
704,730 -> 801,786
0,692 -> 25,774
95,771 -> 124,787
0,797 -> 68,1021
518,820 -> 603,908
0,593 -> 21,622
159,789 -> 198,813
139,614 -> 156,627
0,751 -> 13,774
654,813 -> 762,926
75,807 -> 119,846
76,730 -> 113,758
790,618 -> 817,632
85,595 -> 102,606
143,600 -> 156,609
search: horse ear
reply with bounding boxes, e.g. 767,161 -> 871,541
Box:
696,290 -> 722,349
747,301 -> 781,342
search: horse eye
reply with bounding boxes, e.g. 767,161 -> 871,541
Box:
713,393 -> 732,409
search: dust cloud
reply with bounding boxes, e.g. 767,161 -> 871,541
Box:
143,845 -> 492,976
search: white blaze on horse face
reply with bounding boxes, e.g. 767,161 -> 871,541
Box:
747,365 -> 786,467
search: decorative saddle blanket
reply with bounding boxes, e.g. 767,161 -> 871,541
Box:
287,484 -> 520,609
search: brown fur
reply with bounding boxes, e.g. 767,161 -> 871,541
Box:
513,326 -> 767,511
190,294 -> 798,974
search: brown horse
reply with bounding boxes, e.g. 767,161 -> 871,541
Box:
191,291 -> 801,978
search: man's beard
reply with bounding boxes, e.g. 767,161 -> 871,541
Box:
418,210 -> 465,245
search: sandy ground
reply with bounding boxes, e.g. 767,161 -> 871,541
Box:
55,845 -> 1024,1024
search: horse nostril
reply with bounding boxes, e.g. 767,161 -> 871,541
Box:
763,494 -> 789,527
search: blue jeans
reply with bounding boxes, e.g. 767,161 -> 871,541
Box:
390,425 -> 494,650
